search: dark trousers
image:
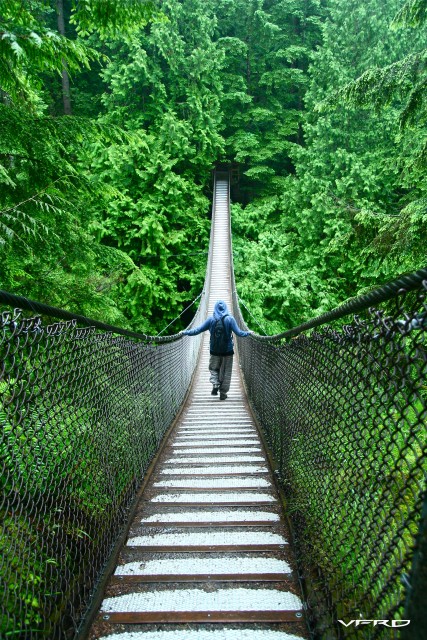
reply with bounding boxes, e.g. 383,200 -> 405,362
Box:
209,354 -> 233,393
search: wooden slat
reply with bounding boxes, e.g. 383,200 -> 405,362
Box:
151,487 -> 273,493
175,438 -> 258,442
157,473 -> 268,478
163,459 -> 264,463
100,610 -> 304,623
166,458 -> 264,463
177,431 -> 257,434
172,444 -> 259,448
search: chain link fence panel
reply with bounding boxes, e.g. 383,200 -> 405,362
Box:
0,176 -> 219,640
233,280 -> 427,638
0,302 -> 206,638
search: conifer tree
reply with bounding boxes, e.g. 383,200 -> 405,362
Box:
232,0 -> 427,332
85,0 -> 225,332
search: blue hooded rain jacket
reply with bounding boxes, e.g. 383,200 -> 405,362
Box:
183,300 -> 250,355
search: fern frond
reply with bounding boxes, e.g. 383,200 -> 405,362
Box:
0,217 -> 31,248
0,178 -> 74,248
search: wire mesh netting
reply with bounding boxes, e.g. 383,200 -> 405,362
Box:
233,280 -> 427,638
0,289 -> 208,639
0,174 -> 220,640
0,173 -> 221,639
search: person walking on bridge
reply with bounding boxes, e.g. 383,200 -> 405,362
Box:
182,300 -> 251,400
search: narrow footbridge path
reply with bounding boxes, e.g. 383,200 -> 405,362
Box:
89,177 -> 307,639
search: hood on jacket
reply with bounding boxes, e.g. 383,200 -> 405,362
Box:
213,300 -> 229,320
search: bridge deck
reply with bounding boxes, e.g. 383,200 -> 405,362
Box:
88,178 -> 307,640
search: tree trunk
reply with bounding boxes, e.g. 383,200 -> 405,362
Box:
57,0 -> 72,115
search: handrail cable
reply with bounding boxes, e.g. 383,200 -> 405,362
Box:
155,290 -> 203,337
234,291 -> 268,335
2,268 -> 426,344
250,267 -> 427,340
0,289 -> 185,343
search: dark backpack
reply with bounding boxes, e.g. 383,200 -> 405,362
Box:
211,314 -> 229,354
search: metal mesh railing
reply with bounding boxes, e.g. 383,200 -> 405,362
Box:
225,168 -> 426,636
232,270 -> 427,637
0,304 -> 205,638
0,181 -> 218,638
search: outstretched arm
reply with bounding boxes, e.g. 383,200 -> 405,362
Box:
229,316 -> 251,337
182,318 -> 212,336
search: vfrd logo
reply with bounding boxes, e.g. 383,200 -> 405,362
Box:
338,620 -> 410,628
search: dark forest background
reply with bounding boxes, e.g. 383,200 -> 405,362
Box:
1,0 -> 426,334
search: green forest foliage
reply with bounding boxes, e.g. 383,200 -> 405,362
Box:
0,0 -> 426,334
231,0 -> 427,333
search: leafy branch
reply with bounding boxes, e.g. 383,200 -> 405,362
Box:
327,191 -> 401,218
70,0 -> 159,37
0,176 -> 74,248
391,0 -> 427,28
0,12 -> 97,107
323,50 -> 427,130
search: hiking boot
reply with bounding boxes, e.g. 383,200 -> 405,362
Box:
211,386 -> 219,396
220,392 -> 227,400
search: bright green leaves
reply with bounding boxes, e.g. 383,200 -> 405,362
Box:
0,0 -> 96,110
86,125 -> 212,332
316,0 -> 427,281
232,0 -> 427,334
85,0 -> 224,332
0,103 -> 136,327
2,0 -> 423,340
392,0 -> 427,28
0,0 -> 223,334
333,50 -> 427,131
70,0 -> 158,37
215,0 -> 324,197
326,0 -> 427,211
0,0 -> 160,111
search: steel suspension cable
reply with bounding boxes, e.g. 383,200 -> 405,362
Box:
156,290 -> 204,337
249,267 -> 427,340
0,289 -> 185,342
234,291 -> 268,335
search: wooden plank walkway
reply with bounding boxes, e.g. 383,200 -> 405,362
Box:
88,177 -> 307,640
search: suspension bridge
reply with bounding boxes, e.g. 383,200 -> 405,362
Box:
1,172 -> 426,639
